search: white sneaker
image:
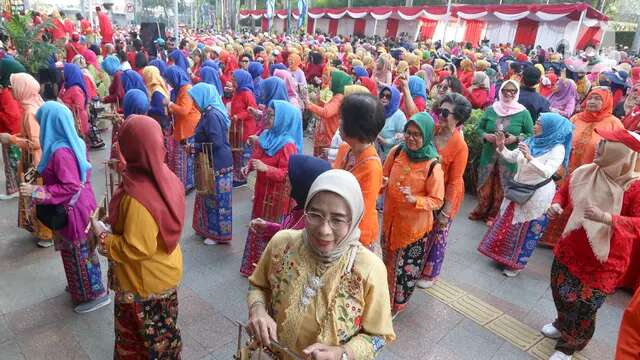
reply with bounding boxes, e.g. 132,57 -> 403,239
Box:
503,268 -> 521,277
203,238 -> 219,245
541,323 -> 562,339
37,240 -> 54,248
549,350 -> 572,360
0,192 -> 18,200
74,293 -> 111,314
416,279 -> 435,289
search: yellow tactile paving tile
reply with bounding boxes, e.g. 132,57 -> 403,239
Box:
450,294 -> 503,326
423,280 -> 590,359
486,314 -> 544,350
424,279 -> 465,304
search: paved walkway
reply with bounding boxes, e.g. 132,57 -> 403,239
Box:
0,144 -> 630,360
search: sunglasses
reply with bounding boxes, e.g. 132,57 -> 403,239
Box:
241,59 -> 249,63
439,108 -> 451,119
380,93 -> 392,100
502,88 -> 517,95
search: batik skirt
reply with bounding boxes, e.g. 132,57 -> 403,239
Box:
382,234 -> 428,314
57,238 -> 106,305
478,202 -> 548,270
232,143 -> 252,185
167,136 -> 195,192
421,220 -> 452,280
18,179 -> 53,241
192,167 -> 233,243
550,259 -> 607,355
470,159 -> 515,222
114,289 -> 182,360
2,144 -> 20,195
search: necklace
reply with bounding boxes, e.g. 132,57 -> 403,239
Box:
300,262 -> 330,308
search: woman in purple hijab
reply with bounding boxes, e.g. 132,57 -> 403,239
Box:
548,78 -> 578,118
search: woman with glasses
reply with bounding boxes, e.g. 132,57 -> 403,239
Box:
307,70 -> 353,156
417,94 -> 471,289
334,93 -> 386,250
478,113 -> 574,278
382,113 -> 445,315
240,100 -> 302,277
540,88 -> 624,248
246,169 -> 395,359
470,80 -> 534,225
377,86 -> 407,160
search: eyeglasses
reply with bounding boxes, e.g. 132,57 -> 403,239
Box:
240,59 -> 249,63
404,130 -> 422,139
501,88 -> 517,95
439,108 -> 451,119
305,211 -> 351,231
380,93 -> 392,100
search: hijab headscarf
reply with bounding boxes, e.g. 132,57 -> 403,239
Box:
187,82 -> 230,127
563,135 -> 640,262
248,61 -> 264,79
165,65 -> 191,102
36,101 -> 91,182
380,85 -> 401,118
352,66 -> 369,79
232,69 -> 255,93
578,88 -> 614,123
548,78 -> 578,112
10,73 -> 44,109
273,69 -> 299,102
420,64 -> 434,90
200,66 -> 223,95
108,115 -> 185,254
0,58 -> 26,87
343,85 -> 370,96
330,70 -> 353,95
101,55 -> 121,76
288,53 -> 302,72
402,112 -> 439,161
169,49 -> 189,72
408,76 -> 427,100
149,58 -> 168,76
121,69 -> 147,94
81,49 -> 99,69
525,112 -> 575,168
63,63 -> 89,105
123,89 -> 150,118
260,76 -> 289,106
288,154 -> 331,208
303,169 -> 364,263
472,71 -> 490,89
259,100 -> 303,156
142,65 -> 170,99
492,80 -> 526,117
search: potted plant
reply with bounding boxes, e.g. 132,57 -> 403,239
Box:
0,14 -> 57,76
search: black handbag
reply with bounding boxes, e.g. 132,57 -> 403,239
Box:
36,204 -> 68,230
503,177 -> 553,205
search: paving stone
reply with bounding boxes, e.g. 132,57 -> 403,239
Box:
0,340 -> 26,360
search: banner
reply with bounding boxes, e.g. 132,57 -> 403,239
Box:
298,0 -> 307,30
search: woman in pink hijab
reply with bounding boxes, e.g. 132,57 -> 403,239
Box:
273,69 -> 301,110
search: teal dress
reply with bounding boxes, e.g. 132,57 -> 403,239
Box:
471,107 -> 533,221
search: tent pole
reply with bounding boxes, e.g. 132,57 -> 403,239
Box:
573,9 -> 586,54
453,17 -> 461,43
414,19 -> 421,42
442,0 -> 452,43
373,18 -> 378,37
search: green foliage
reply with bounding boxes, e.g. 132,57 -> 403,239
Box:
463,108 -> 484,194
0,15 -> 57,75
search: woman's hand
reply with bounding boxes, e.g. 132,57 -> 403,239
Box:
547,203 -> 563,219
19,183 -> 36,198
399,185 -> 417,204
249,218 -> 267,233
247,303 -> 278,348
247,135 -> 259,146
303,344 -> 346,360
518,142 -> 532,161
0,132 -> 12,144
584,204 -> 612,225
504,134 -> 519,145
91,218 -> 109,238
483,133 -> 497,144
252,159 -> 268,172
495,132 -> 505,150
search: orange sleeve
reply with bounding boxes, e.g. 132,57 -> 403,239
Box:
415,162 -> 445,211
307,95 -> 342,119
169,88 -> 195,117
355,160 -> 382,246
443,140 -> 468,216
332,143 -> 349,170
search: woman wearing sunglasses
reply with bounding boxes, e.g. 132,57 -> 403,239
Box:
470,79 -> 534,225
381,113 -> 445,314
376,86 -> 407,160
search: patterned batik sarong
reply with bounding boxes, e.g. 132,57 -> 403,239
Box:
421,220 -> 453,280
58,239 -> 106,305
469,158 -> 515,222
192,167 -> 233,243
2,144 -> 20,195
167,136 -> 195,192
383,234 -> 427,314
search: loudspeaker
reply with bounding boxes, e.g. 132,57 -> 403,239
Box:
140,22 -> 166,58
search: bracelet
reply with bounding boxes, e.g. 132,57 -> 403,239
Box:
249,300 -> 265,312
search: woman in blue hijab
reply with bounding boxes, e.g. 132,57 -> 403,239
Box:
187,83 -> 233,245
148,58 -> 168,76
164,65 -> 191,102
377,85 -> 407,159
60,63 -> 91,138
406,75 -> 428,113
191,73 -> 228,127
229,69 -> 258,188
101,55 -> 125,111
200,66 -> 224,98
123,89 -> 150,118
169,49 -> 189,73
258,77 -> 288,106
22,101 -> 109,313
121,69 -> 147,94
247,61 -> 264,101
240,100 -> 301,276
478,112 -> 575,277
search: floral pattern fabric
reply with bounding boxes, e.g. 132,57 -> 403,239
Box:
59,239 -> 106,305
383,235 -> 427,314
192,167 -> 233,242
2,144 -> 20,194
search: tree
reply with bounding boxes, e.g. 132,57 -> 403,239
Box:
0,15 -> 57,75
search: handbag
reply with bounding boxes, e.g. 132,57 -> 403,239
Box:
35,185 -> 84,230
504,177 -> 553,205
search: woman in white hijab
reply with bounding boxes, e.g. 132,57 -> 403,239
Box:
246,169 -> 395,359
542,129 -> 640,360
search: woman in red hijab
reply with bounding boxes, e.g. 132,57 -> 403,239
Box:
92,115 -> 185,359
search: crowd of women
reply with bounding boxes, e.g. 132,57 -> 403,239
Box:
1,22 -> 640,359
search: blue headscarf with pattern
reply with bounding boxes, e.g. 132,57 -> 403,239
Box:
525,112 -> 575,169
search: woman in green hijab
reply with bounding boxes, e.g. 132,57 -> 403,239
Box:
0,58 -> 26,200
306,70 -> 353,156
381,112 -> 445,315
